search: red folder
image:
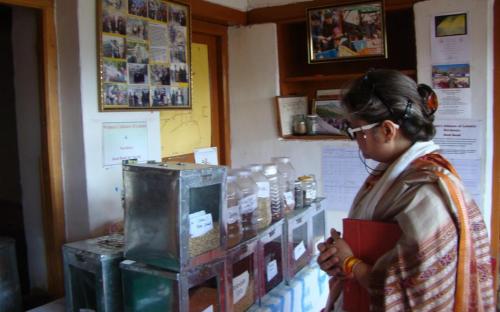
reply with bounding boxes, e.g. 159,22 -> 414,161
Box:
342,218 -> 402,312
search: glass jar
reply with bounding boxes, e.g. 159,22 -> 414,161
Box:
226,175 -> 243,248
262,164 -> 283,223
271,157 -> 296,215
292,114 -> 307,135
247,164 -> 272,230
306,115 -> 319,135
236,170 -> 258,240
299,175 -> 317,206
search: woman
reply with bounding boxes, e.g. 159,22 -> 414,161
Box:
318,69 -> 494,311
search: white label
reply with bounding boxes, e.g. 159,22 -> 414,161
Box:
227,205 -> 240,224
201,305 -> 214,312
189,212 -> 213,238
305,189 -> 315,199
233,271 -> 250,304
284,191 -> 295,206
293,241 -> 306,260
121,260 -> 135,265
266,260 -> 278,282
256,181 -> 270,198
240,194 -> 257,214
189,210 -> 206,219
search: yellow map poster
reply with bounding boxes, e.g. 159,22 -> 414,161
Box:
160,42 -> 211,157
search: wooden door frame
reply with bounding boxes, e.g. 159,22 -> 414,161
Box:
0,0 -> 65,297
192,19 -> 231,166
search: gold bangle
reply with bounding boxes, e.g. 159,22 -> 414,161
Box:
343,256 -> 362,275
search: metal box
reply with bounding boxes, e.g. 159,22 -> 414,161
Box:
123,162 -> 227,272
257,220 -> 285,298
0,237 -> 22,312
63,234 -> 124,312
310,199 -> 326,257
225,237 -> 259,312
283,207 -> 312,283
120,258 -> 226,312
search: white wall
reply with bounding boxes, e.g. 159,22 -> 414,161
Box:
414,0 -> 494,233
12,6 -> 47,291
228,24 -> 349,232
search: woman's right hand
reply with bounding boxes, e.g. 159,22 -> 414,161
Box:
317,240 -> 343,277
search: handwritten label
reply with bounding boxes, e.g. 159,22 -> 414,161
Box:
233,271 -> 249,303
256,181 -> 270,198
227,205 -> 240,224
240,194 -> 257,214
201,305 -> 214,312
284,191 -> 295,206
189,211 -> 213,238
266,260 -> 278,282
294,241 -> 306,260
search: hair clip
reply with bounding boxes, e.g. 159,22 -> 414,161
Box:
401,100 -> 413,120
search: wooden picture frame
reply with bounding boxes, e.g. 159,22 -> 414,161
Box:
275,96 -> 308,137
97,0 -> 191,111
306,0 -> 387,63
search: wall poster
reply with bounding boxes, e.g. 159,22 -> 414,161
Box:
98,0 -> 191,111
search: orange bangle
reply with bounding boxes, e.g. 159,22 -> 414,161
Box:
343,256 -> 362,275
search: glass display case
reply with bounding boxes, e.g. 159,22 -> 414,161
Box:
283,208 -> 312,283
0,237 -> 22,312
257,220 -> 285,297
63,234 -> 124,312
310,199 -> 326,257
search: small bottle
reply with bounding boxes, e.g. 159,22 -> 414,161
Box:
293,114 -> 307,135
299,175 -> 317,206
306,115 -> 319,135
226,175 -> 243,248
236,170 -> 258,240
294,180 -> 304,210
262,164 -> 283,222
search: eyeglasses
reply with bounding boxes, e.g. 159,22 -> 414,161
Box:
346,122 -> 380,140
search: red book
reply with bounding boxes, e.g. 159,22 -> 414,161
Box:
342,218 -> 402,312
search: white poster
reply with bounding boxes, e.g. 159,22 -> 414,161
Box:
321,145 -> 370,212
432,63 -> 471,119
102,121 -> 149,166
434,120 -> 482,159
431,12 -> 470,64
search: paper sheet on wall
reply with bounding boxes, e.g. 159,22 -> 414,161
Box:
443,158 -> 482,209
432,63 -> 471,119
431,12 -> 470,64
434,119 -> 482,159
321,145 -> 369,212
102,121 -> 149,166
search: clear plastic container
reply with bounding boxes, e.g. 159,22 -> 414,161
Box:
262,164 -> 283,223
236,170 -> 258,240
226,175 -> 243,248
247,164 -> 272,230
272,157 -> 296,214
299,175 -> 317,206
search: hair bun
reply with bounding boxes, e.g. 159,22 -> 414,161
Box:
417,84 -> 438,116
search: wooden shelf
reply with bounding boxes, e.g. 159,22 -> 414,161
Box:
280,134 -> 348,141
283,69 -> 417,83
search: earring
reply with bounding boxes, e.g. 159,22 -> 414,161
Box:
363,134 -> 367,139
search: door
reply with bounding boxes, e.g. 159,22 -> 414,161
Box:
161,20 -> 230,166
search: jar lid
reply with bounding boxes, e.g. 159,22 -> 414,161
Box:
272,157 -> 290,163
307,115 -> 318,118
237,170 -> 252,177
247,164 -> 263,172
298,175 -> 313,181
227,175 -> 237,182
263,164 -> 277,175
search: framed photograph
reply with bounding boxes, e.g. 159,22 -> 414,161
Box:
97,0 -> 191,111
306,1 -> 387,63
275,96 -> 308,137
312,98 -> 348,136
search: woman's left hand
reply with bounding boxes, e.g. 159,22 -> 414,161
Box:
327,228 -> 355,270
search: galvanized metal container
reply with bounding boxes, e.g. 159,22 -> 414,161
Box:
283,207 -> 312,283
63,234 -> 124,312
123,162 -> 227,272
310,199 -> 326,257
120,258 -> 226,312
257,219 -> 285,298
0,237 -> 22,312
225,237 -> 259,312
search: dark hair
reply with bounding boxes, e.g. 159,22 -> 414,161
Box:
341,69 -> 436,142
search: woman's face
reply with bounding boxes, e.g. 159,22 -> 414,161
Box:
348,118 -> 387,162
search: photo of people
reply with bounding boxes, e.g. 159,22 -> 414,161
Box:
127,41 -> 149,64
104,83 -> 128,105
128,86 -> 150,107
104,0 -> 125,10
169,87 -> 189,106
307,2 -> 385,62
150,47 -> 169,63
102,10 -> 126,35
170,45 -> 186,63
432,64 -> 470,89
150,64 -> 171,86
170,63 -> 188,83
168,2 -> 187,26
151,86 -> 171,106
168,24 -> 186,47
127,17 -> 148,41
103,34 -> 125,59
148,0 -> 168,22
128,63 -> 149,84
128,0 -> 147,17
103,59 -> 127,83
